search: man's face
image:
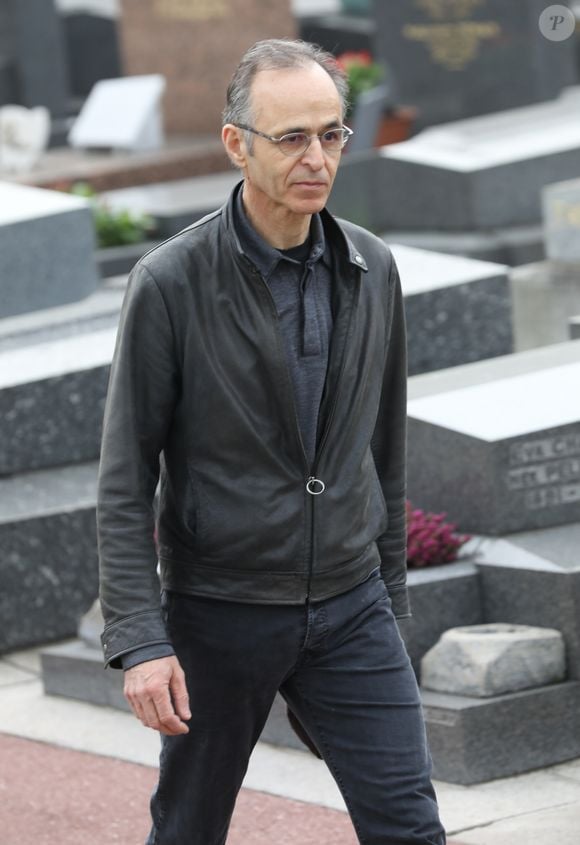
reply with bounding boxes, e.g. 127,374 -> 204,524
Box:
240,63 -> 344,220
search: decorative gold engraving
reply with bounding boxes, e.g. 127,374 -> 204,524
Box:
402,21 -> 500,70
415,0 -> 486,20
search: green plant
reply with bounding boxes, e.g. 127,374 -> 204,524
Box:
70,182 -> 156,248
406,501 -> 471,569
336,50 -> 385,117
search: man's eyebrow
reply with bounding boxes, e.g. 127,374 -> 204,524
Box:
278,120 -> 342,135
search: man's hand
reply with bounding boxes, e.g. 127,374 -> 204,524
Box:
124,655 -> 191,735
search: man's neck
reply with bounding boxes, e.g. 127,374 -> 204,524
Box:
241,186 -> 311,250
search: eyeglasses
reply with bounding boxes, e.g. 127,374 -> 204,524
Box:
234,124 -> 353,157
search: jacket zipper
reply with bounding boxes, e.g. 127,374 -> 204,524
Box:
304,268 -> 360,601
249,259 -> 361,603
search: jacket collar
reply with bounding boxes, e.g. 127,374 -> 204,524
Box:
223,179 -> 368,274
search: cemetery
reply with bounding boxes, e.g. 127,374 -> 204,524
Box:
1,0 -> 580,838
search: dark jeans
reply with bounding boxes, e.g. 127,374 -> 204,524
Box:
146,569 -> 446,845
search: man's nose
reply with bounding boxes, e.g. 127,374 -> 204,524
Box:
301,136 -> 325,168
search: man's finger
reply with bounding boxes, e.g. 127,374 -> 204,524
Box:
152,690 -> 189,735
169,664 -> 191,721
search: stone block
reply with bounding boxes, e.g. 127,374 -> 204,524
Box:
0,183 -> 98,318
391,245 -> 512,375
0,462 -> 99,654
118,0 -> 296,136
372,88 -> 580,232
510,261 -> 580,351
0,328 -> 116,475
571,316 -> 580,340
421,624 -> 566,697
373,0 -> 578,128
398,561 -> 483,678
61,10 -> 122,99
407,340 -> 580,534
423,681 -> 580,784
475,523 -> 580,680
0,0 -> 69,115
42,640 -> 129,711
299,12 -> 373,56
543,177 -> 580,263
99,171 -> 240,238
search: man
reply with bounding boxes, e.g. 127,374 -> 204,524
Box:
98,38 -> 446,845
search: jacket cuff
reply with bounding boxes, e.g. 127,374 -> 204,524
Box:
101,609 -> 172,669
385,581 -> 411,619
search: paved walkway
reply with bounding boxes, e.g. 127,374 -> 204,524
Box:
1,647 -> 580,844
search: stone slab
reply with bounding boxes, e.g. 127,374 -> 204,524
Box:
373,0 -> 579,128
0,278 -> 124,352
0,0 -> 69,115
371,88 -> 580,231
398,561 -> 483,679
0,328 -> 115,475
475,525 -> 580,680
421,623 -> 566,697
391,245 -> 512,374
571,315 -> 580,339
118,0 -> 296,136
407,341 -> 580,535
422,681 -> 580,784
457,804 -> 580,845
99,171 -> 240,237
509,261 -> 580,352
61,10 -> 122,99
299,13 -> 373,56
543,176 -> 580,263
69,74 -> 166,151
0,182 -> 98,318
0,462 -> 99,654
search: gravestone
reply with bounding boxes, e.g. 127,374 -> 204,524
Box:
0,182 -> 98,318
0,328 -> 115,475
0,0 -> 69,116
407,340 -> 580,534
391,245 -> 512,374
59,2 -> 122,98
69,74 -> 166,151
543,176 -> 580,263
373,0 -> 579,128
374,88 -> 580,232
118,0 -> 296,136
475,523 -> 580,680
0,461 -> 99,653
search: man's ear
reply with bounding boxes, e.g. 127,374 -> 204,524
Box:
222,124 -> 247,169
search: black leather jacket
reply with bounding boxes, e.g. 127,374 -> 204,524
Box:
98,184 -> 409,668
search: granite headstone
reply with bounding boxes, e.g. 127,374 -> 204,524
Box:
373,0 -> 579,128
58,2 -> 122,98
0,328 -> 115,475
391,245 -> 512,374
372,88 -> 580,232
0,462 -> 99,653
0,0 -> 69,115
0,182 -> 98,318
118,0 -> 296,136
407,340 -> 580,534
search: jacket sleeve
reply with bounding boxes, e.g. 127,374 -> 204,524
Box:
371,255 -> 410,619
97,262 -> 181,668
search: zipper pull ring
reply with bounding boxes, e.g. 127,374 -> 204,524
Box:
306,476 -> 325,495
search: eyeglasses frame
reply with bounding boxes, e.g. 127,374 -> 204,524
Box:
233,123 -> 354,156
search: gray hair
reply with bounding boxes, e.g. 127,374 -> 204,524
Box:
223,38 -> 349,137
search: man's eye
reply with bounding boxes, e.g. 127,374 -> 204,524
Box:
323,130 -> 341,143
282,133 -> 306,145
